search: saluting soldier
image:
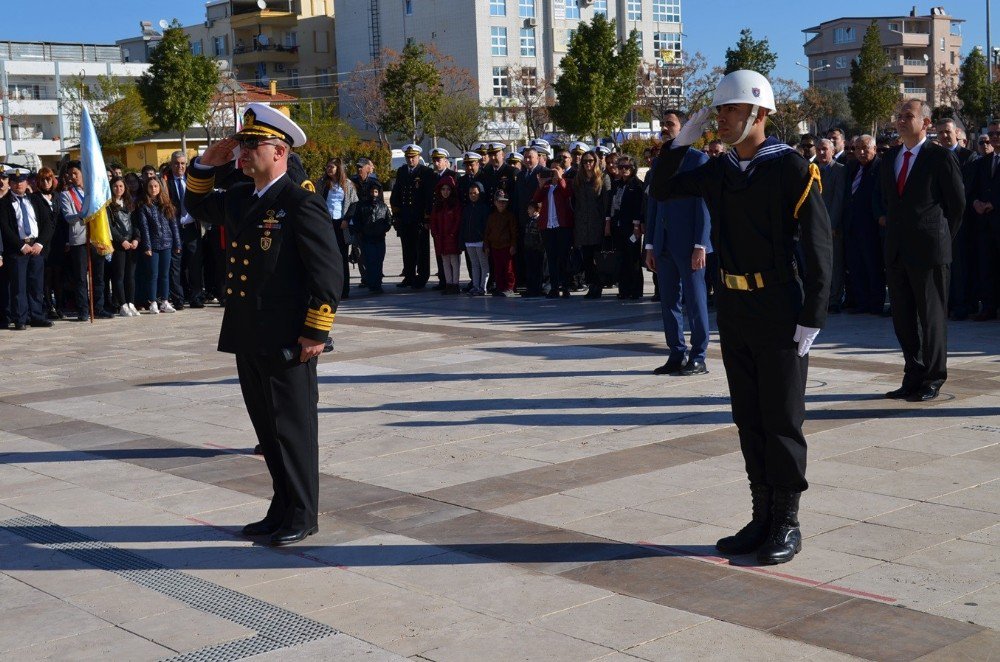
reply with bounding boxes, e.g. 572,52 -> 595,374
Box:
185,103 -> 343,547
650,70 -> 832,565
390,144 -> 432,289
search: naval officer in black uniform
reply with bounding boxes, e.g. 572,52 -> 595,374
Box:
650,70 -> 832,565
186,103 -> 343,546
390,144 -> 432,288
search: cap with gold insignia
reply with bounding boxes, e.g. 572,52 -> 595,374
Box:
8,167 -> 31,182
402,143 -> 423,156
530,138 -> 550,150
506,151 -> 523,163
234,102 -> 307,147
595,145 -> 612,156
487,142 -> 507,154
570,141 -> 590,155
430,147 -> 450,160
472,142 -> 489,155
462,151 -> 482,163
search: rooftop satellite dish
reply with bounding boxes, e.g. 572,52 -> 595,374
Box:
257,0 -> 267,9
257,34 -> 269,46
158,19 -> 169,30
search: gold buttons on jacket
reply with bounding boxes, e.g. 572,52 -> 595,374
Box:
230,257 -> 235,263
231,241 -> 237,248
244,244 -> 250,250
243,259 -> 249,265
227,288 -> 233,295
239,291 -> 246,297
228,272 -> 233,279
240,275 -> 247,281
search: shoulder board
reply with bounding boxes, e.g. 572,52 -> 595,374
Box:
301,180 -> 316,193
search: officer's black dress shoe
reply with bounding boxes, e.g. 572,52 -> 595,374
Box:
29,319 -> 53,328
95,311 -> 114,319
885,385 -> 917,399
189,300 -> 205,309
268,525 -> 318,546
653,357 -> 687,375
907,383 -> 941,402
241,519 -> 282,537
679,360 -> 708,376
395,280 -> 411,288
12,323 -> 26,330
253,444 -> 263,455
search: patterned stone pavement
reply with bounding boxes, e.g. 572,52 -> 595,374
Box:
0,248 -> 998,661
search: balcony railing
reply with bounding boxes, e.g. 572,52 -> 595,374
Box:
0,41 -> 122,63
903,87 -> 927,94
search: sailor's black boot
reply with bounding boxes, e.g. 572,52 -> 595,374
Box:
715,483 -> 772,555
756,490 -> 802,565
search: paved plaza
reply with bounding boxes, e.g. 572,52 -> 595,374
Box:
0,249 -> 998,661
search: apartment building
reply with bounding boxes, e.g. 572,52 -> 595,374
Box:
0,41 -> 148,166
802,5 -> 963,109
334,0 -> 683,138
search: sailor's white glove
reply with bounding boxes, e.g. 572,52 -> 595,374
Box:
793,325 -> 821,357
673,107 -> 713,148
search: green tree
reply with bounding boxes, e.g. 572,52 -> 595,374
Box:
62,74 -> 152,152
137,22 -> 218,152
723,29 -> 777,77
379,42 -> 443,143
550,14 -> 642,143
290,102 -> 392,183
847,22 -> 899,133
957,47 -> 990,131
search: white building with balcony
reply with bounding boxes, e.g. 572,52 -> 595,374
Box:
0,41 -> 148,167
802,6 -> 963,110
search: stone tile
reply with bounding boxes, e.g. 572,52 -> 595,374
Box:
931,480 -> 1000,514
830,446 -> 944,470
771,598 -> 984,662
962,524 -> 1000,546
769,545 -> 885,585
628,618 -> 833,661
809,523 -> 953,562
65,582 -> 185,625
867,502 -> 998,536
801,486 -> 915,521
474,529 -> 649,575
0,625 -> 173,661
299,533 -> 452,568
119,605 -> 252,651
926,583 -> 1000,630
0,600 -> 109,653
560,554 -> 733,601
826,561 -> 992,611
403,511 -> 556,547
146,485 -> 263,516
241,566 -> 405,613
897,539 -> 1000,583
532,594 -> 708,650
440,572 -> 612,622
334,495 -> 472,533
492,493 -> 619,526
564,507 -> 700,543
420,476 -> 559,510
0,573 -> 57,610
422,622 -> 614,662
243,632 -> 408,661
913,628 -> 1000,661
165,455 -> 269,485
901,456 -> 1000,486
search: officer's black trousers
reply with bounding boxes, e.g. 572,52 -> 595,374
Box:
718,314 -> 809,492
398,223 -> 430,286
235,353 -> 319,530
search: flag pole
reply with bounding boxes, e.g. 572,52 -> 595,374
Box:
86,224 -> 94,323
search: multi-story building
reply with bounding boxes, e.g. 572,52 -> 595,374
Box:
334,0 -> 683,140
802,6 -> 963,109
0,41 -> 148,166
117,0 -> 338,104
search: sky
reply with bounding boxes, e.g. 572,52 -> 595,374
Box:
0,1 -> 991,87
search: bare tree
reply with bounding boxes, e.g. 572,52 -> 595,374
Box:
507,65 -> 552,142
344,58 -> 389,147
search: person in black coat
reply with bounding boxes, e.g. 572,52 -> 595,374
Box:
166,151 -> 204,309
966,119 -> 1000,321
0,169 -> 54,329
349,181 -> 392,293
608,157 -> 645,299
842,136 -> 884,314
935,118 -> 980,320
390,144 -> 432,288
515,147 -> 544,296
107,177 -> 141,316
185,104 -> 343,547
879,100 -> 965,402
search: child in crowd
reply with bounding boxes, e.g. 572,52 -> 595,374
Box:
429,176 -> 463,294
484,190 -> 518,297
460,182 -> 491,295
349,182 -> 392,294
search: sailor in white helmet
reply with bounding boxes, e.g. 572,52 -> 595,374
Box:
649,69 -> 832,565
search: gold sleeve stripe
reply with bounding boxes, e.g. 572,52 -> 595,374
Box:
304,319 -> 334,331
305,311 -> 335,326
186,176 -> 215,193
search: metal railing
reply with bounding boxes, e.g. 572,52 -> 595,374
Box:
0,41 -> 122,63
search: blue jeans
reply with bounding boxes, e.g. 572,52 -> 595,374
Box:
144,248 -> 172,303
361,238 -> 386,288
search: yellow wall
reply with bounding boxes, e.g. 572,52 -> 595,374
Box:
122,143 -> 205,171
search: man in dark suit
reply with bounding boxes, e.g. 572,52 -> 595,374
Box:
390,144 -> 432,288
516,147 -> 545,296
167,151 -> 204,309
879,99 -> 965,402
645,109 -> 712,376
843,135 -> 884,314
186,103 -> 343,546
0,169 -> 54,329
936,118 -> 979,321
816,139 -> 847,312
826,128 -> 848,165
967,120 -> 1000,321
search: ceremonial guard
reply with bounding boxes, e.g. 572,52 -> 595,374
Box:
390,144 -> 432,288
650,70 -> 832,565
185,103 -> 343,546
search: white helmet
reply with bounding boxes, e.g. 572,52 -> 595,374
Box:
712,69 -> 776,113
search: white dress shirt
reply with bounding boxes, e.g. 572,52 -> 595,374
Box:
12,194 -> 39,241
894,137 -> 926,185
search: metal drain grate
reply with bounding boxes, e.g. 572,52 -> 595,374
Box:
0,515 -> 337,661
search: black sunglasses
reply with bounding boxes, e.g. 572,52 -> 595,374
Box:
237,137 -> 282,149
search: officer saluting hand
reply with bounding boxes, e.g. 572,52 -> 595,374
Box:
186,103 -> 343,546
650,71 -> 832,566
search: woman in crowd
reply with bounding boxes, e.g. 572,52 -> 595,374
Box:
460,182 -> 491,296
607,156 -> 645,300
316,158 -> 357,300
348,182 -> 392,294
35,167 -> 65,319
532,164 -> 575,298
123,172 -> 143,202
484,190 -> 518,297
572,151 -> 611,299
107,176 -> 140,317
429,176 -> 463,294
135,176 -> 179,314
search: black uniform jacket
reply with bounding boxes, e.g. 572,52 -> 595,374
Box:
390,164 -> 432,225
0,192 -> 54,259
879,142 -> 965,269
185,164 -> 343,355
650,142 -> 832,330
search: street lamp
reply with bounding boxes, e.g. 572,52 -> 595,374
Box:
795,60 -> 831,88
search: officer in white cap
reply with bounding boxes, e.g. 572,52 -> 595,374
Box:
391,144 -> 433,288
649,70 -> 831,566
481,142 -> 516,202
458,152 -> 484,206
506,150 -> 524,172
568,141 -> 590,175
531,139 -> 551,166
472,142 -> 489,158
186,102 -> 342,547
1,167 -> 54,330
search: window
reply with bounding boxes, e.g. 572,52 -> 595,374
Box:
284,31 -> 298,48
834,55 -> 848,69
519,0 -> 534,18
520,27 -> 536,57
405,0 -> 413,15
491,26 -> 508,56
316,67 -> 330,86
950,51 -> 956,65
888,22 -> 900,31
565,0 -> 580,19
653,32 -> 680,62
490,0 -> 506,16
940,37 -> 946,52
815,58 -> 828,68
833,27 -> 855,44
492,66 -> 510,97
627,0 -> 642,21
191,41 -> 203,55
634,31 -> 643,51
950,21 -> 962,36
592,0 -> 607,17
652,0 -> 680,22
289,68 -> 299,87
566,28 -> 577,46
521,67 -> 538,95
213,35 -> 227,56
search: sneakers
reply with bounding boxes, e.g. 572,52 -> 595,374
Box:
148,301 -> 160,314
160,300 -> 176,313
128,303 -> 139,316
119,304 -> 132,317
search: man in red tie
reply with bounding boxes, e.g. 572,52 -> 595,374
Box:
878,99 -> 965,402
